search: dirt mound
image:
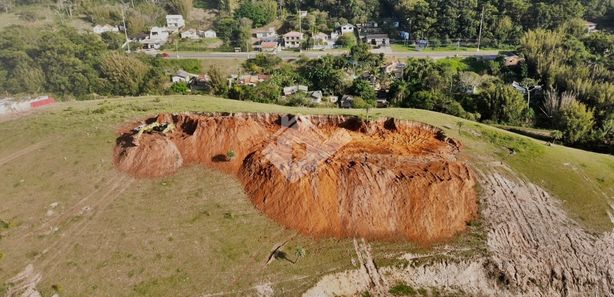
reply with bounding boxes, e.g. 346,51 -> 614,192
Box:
113,113 -> 477,243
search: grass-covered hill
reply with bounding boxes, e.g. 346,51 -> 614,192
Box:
0,96 -> 612,296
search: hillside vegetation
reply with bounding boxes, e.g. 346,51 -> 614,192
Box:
0,96 -> 612,296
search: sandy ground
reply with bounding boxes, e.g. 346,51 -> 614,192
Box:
304,164 -> 614,296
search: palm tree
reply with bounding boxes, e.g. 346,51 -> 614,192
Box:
551,130 -> 563,145
390,80 -> 410,106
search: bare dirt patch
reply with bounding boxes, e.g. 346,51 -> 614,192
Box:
306,166 -> 614,296
113,113 -> 478,244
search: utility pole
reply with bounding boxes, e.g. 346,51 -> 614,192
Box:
175,39 -> 179,58
298,10 -> 302,34
121,2 -> 131,53
456,13 -> 462,52
477,5 -> 484,52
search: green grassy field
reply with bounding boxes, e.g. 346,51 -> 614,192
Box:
0,95 -> 612,296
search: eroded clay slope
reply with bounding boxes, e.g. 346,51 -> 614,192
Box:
113,113 -> 477,243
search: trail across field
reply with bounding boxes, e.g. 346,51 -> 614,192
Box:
4,174 -> 134,297
0,140 -> 51,168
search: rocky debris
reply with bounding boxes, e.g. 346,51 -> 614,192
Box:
5,264 -> 43,297
114,113 -> 477,243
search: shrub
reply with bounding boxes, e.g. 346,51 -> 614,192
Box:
554,100 -> 594,143
389,282 -> 416,296
336,33 -> 357,48
225,149 -> 236,161
285,93 -> 315,107
234,0 -> 277,27
351,97 -> 374,109
170,82 -> 189,95
351,79 -> 376,101
18,11 -> 39,22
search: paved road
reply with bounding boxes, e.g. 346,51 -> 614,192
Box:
162,49 -> 500,60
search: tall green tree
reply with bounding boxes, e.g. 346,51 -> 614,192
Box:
237,18 -> 253,51
99,52 -> 150,96
555,99 -> 594,143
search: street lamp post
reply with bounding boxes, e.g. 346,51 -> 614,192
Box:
513,81 -> 542,106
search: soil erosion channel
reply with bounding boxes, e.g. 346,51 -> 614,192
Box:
113,113 -> 477,243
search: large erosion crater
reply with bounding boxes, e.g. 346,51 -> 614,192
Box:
113,113 -> 477,243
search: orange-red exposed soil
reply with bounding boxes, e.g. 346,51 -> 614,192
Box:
113,113 -> 477,244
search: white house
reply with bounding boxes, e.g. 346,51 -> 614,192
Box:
283,85 -> 308,96
93,24 -> 118,34
166,15 -> 185,29
171,70 -> 195,83
150,26 -> 170,41
283,31 -> 304,48
140,26 -> 170,49
181,29 -> 200,39
252,27 -> 277,39
203,29 -> 217,38
340,24 -> 355,35
310,91 -> 323,104
140,38 -> 164,50
312,32 -> 331,49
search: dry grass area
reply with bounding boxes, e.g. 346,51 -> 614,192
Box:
0,95 -> 612,296
200,58 -> 245,75
0,5 -> 92,32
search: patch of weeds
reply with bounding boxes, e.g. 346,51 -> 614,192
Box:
152,97 -> 161,103
51,284 -> 62,294
97,261 -> 109,269
0,251 -> 4,261
376,257 -> 410,269
0,219 -> 9,230
596,177 -> 605,183
189,210 -> 210,223
91,105 -> 112,114
361,291 -> 373,297
223,212 -> 235,219
63,107 -> 74,112
0,283 -> 7,295
389,282 -> 417,296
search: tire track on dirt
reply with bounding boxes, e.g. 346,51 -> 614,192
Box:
38,175 -> 134,273
4,175 -> 133,297
0,140 -> 51,168
353,238 -> 387,295
304,166 -> 614,296
8,175 -> 134,283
